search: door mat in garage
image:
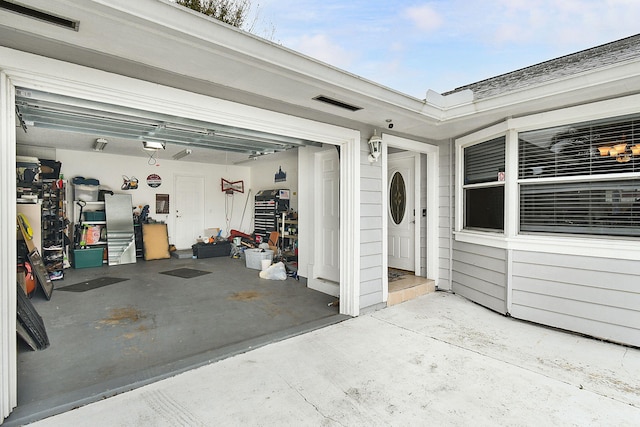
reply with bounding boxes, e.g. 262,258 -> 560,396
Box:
59,277 -> 129,292
160,268 -> 211,279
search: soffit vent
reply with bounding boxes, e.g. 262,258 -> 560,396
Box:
313,95 -> 363,112
0,0 -> 79,31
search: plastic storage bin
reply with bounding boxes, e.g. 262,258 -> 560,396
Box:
192,241 -> 231,259
72,248 -> 104,268
84,211 -> 106,221
74,184 -> 99,202
245,248 -> 274,270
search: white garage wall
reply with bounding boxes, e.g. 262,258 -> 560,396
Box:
55,149 -> 252,244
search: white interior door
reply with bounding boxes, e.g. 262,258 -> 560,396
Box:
174,175 -> 205,249
315,149 -> 340,282
388,154 -> 415,271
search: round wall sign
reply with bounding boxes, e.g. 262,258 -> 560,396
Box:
146,174 -> 162,188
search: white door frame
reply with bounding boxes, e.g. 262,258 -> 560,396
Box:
0,48 -> 362,417
0,71 -> 18,422
381,134 -> 439,302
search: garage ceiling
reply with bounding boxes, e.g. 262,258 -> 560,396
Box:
14,87 -> 321,164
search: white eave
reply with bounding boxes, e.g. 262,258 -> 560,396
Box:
1,0 -> 639,141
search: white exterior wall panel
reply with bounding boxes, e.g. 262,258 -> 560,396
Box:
511,251 -> 640,347
438,142 -> 453,290
452,241 -> 507,314
360,143 -> 384,309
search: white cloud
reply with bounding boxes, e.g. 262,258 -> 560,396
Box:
403,4 -> 443,32
486,0 -> 640,46
290,34 -> 355,69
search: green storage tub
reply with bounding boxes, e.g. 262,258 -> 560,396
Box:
72,248 -> 104,268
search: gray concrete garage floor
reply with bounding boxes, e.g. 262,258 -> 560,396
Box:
7,256 -> 343,426
26,291 -> 640,426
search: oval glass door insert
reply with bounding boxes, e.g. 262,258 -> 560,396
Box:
390,171 -> 406,224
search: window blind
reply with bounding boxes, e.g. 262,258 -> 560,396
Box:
464,136 -> 505,184
519,114 -> 640,179
520,180 -> 640,236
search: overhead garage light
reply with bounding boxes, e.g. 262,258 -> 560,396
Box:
172,148 -> 192,160
143,141 -> 165,151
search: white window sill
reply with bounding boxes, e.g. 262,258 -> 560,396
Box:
453,231 -> 640,261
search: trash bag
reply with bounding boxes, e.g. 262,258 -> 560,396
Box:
259,261 -> 287,280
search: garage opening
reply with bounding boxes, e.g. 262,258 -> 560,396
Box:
10,87 -> 346,424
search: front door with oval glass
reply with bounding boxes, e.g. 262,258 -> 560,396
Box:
388,154 -> 415,271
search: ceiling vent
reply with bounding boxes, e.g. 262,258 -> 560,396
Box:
0,0 -> 79,31
313,95 -> 362,112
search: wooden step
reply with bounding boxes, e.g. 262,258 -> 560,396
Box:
388,276 -> 436,306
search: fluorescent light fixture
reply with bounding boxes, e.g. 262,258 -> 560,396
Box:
93,138 -> 108,151
143,140 -> 165,151
172,148 -> 192,160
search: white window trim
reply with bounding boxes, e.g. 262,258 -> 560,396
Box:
455,92 -> 640,261
455,126 -> 508,234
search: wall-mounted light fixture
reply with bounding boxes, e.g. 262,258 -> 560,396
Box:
368,130 -> 382,162
143,140 -> 165,151
172,148 -> 192,160
93,137 -> 108,152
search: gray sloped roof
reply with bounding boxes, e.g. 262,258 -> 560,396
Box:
443,33 -> 640,99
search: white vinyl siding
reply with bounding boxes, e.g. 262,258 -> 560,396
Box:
452,241 -> 507,314
420,153 -> 428,277
511,250 -> 640,347
439,142 -> 453,290
360,142 -> 384,309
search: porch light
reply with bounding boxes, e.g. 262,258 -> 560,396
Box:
93,138 -> 108,152
368,130 -> 382,162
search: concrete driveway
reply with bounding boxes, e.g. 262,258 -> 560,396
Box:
29,291 -> 640,426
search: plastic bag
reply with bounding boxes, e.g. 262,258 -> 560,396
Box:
259,261 -> 287,280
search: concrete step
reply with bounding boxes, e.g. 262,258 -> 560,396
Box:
388,276 -> 436,306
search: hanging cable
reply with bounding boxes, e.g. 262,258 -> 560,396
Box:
147,150 -> 158,165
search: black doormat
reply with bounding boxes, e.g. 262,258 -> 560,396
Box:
160,268 -> 211,279
388,268 -> 411,282
59,277 -> 129,292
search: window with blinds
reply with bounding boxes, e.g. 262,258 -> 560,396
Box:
464,137 -> 506,184
519,114 -> 640,237
463,136 -> 506,231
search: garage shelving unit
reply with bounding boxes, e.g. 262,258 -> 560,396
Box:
254,189 -> 290,244
41,180 -> 66,280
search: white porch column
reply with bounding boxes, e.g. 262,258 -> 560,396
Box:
339,136 -> 361,316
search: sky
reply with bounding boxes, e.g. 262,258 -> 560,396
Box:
245,0 -> 640,98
